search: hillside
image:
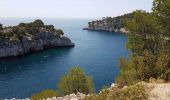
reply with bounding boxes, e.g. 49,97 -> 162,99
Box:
83,13 -> 133,32
14,82 -> 169,100
0,20 -> 74,58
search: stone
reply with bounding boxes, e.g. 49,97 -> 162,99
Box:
70,98 -> 78,100
111,83 -> 115,88
0,20 -> 75,58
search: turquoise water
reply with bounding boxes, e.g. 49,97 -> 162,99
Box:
0,18 -> 130,99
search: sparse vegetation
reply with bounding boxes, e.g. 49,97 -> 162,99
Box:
31,89 -> 61,100
84,83 -> 148,100
0,19 -> 64,42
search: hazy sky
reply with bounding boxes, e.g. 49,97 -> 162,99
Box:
0,0 -> 153,18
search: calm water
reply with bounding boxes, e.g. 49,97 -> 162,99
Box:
0,18 -> 130,99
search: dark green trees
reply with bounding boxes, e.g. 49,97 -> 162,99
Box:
59,67 -> 95,95
32,19 -> 44,27
153,0 -> 170,36
117,0 -> 170,85
55,29 -> 64,35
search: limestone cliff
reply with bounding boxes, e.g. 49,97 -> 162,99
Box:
84,13 -> 133,33
0,20 -> 74,58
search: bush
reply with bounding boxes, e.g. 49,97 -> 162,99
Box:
32,19 -> 44,27
116,56 -> 139,86
59,66 -> 95,95
84,83 -> 148,100
31,89 -> 60,100
55,29 -> 64,35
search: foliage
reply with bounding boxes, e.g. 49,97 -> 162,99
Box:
126,34 -> 145,54
126,10 -> 160,35
117,0 -> 170,85
153,0 -> 170,36
59,66 -> 95,95
55,29 -> 64,35
31,89 -> 60,100
18,19 -> 44,28
116,56 -> 139,85
125,10 -> 161,54
88,13 -> 133,30
0,19 -> 65,42
117,49 -> 170,85
155,50 -> 170,80
84,83 -> 148,100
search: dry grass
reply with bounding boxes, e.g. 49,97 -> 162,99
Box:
146,82 -> 170,100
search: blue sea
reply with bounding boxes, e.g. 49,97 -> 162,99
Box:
0,18 -> 130,99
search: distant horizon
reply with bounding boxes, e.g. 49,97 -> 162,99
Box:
0,0 -> 153,18
0,10 -> 149,20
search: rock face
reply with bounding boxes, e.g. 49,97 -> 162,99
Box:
83,13 -> 133,33
0,20 -> 74,58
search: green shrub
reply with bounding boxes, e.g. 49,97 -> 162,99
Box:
59,66 -> 95,95
116,56 -> 139,86
31,89 -> 60,100
32,19 -> 44,27
55,29 -> 64,35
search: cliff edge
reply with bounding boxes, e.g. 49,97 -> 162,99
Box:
0,19 -> 74,58
83,13 -> 133,33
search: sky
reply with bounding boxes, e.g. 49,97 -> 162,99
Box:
0,0 -> 153,18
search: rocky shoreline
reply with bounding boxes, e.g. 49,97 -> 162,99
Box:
83,27 -> 128,33
83,13 -> 133,33
0,20 -> 74,58
5,82 -> 170,100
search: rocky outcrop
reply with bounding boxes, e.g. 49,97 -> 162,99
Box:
5,82 -> 170,100
5,92 -> 86,100
47,92 -> 86,100
83,13 -> 133,33
0,20 -> 74,58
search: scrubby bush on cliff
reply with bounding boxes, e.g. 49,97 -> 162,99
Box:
55,29 -> 64,35
84,83 -> 148,100
59,66 -> 95,95
32,19 -> 44,27
18,19 -> 44,28
31,89 -> 60,100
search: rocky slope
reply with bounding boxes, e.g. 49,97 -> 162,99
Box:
147,83 -> 170,100
5,82 -> 170,100
0,20 -> 74,58
83,13 -> 133,33
35,82 -> 169,100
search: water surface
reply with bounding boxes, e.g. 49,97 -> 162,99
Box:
0,18 -> 130,99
